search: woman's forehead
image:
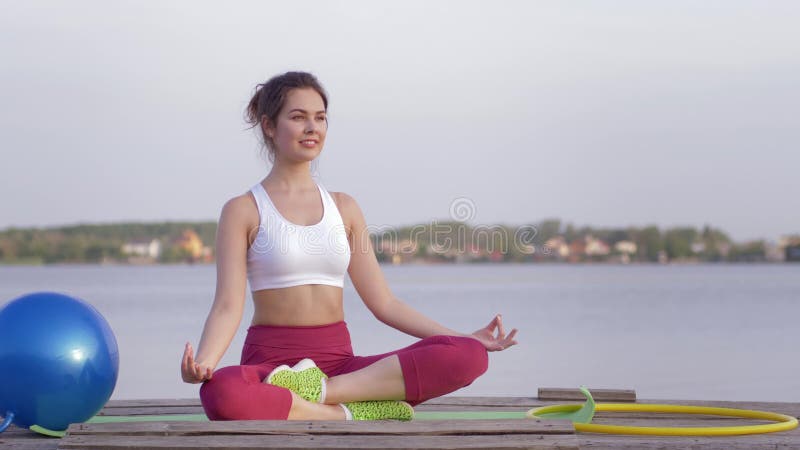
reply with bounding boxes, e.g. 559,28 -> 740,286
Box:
284,88 -> 326,111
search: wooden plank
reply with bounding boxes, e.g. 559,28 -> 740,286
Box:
421,397 -> 541,407
97,406 -> 206,416
0,441 -> 59,450
416,405 -> 533,412
0,425 -> 59,446
66,419 -> 575,436
578,433 -> 800,450
0,425 -> 60,450
538,388 -> 636,402
58,434 -> 580,449
104,400 -> 200,408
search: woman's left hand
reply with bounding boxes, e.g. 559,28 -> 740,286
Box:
471,314 -> 518,352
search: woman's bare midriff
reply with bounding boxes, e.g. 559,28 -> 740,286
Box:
251,284 -> 345,326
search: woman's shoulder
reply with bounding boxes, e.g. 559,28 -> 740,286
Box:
218,191 -> 259,230
329,191 -> 368,233
329,191 -> 360,216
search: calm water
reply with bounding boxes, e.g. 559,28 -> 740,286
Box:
0,263 -> 798,402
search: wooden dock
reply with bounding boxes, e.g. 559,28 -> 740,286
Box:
2,389 -> 799,449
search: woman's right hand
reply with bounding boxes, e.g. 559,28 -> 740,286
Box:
181,342 -> 214,383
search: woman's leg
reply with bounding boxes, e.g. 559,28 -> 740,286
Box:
200,364 -> 292,420
200,364 -> 346,420
287,391 -> 346,420
325,354 -> 406,403
324,335 -> 488,405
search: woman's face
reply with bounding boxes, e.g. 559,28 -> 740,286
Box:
266,88 -> 327,163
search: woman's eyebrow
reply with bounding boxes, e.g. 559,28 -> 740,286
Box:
287,108 -> 326,114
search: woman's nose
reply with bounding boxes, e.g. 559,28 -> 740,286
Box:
305,119 -> 318,133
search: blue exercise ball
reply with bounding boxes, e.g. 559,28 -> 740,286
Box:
0,292 -> 119,436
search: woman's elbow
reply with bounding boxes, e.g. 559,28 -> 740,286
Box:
210,295 -> 245,318
367,296 -> 397,323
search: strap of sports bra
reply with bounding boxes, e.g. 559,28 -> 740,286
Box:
250,185 -> 267,217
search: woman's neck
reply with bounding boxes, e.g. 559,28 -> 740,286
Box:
265,163 -> 316,191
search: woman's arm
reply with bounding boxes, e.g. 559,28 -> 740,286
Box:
181,196 -> 252,383
337,192 -> 518,350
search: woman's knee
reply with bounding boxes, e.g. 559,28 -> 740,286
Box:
199,365 -> 290,420
452,336 -> 489,383
428,335 -> 488,388
200,366 -> 252,420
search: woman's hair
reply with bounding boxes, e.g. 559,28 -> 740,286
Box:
246,71 -> 329,163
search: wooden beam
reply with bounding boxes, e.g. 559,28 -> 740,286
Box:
67,419 -> 575,436
58,434 -> 580,449
537,388 -> 636,402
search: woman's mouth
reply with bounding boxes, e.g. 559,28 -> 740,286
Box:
300,139 -> 318,148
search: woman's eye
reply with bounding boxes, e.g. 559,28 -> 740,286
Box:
316,116 -> 327,122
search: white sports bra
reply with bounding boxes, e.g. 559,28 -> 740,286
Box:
246,182 -> 351,291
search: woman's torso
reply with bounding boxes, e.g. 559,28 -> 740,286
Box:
243,180 -> 350,326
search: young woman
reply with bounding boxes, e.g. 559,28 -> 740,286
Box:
180,71 -> 518,421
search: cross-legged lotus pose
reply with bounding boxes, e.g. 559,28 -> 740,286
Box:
180,71 -> 519,421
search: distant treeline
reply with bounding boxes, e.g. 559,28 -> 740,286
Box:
0,219 -> 791,265
373,219 -> 774,263
0,222 -> 217,264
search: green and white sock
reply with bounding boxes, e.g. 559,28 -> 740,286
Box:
265,358 -> 328,403
340,403 -> 353,420
340,400 -> 414,421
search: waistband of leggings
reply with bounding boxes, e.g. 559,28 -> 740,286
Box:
245,320 -> 351,347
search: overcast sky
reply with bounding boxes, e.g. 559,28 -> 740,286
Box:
1,1 -> 798,241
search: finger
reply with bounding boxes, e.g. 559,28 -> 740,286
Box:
499,329 -> 518,347
205,367 -> 214,380
181,343 -> 192,372
495,315 -> 507,340
186,343 -> 194,365
499,338 -> 518,351
485,316 -> 498,331
186,355 -> 196,378
505,328 -> 518,342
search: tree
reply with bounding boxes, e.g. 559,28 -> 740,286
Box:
664,227 -> 697,260
536,219 -> 561,243
636,226 -> 663,262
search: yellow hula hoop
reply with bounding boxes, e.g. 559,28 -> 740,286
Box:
527,403 -> 798,436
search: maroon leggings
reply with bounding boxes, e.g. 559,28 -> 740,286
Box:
199,321 -> 488,420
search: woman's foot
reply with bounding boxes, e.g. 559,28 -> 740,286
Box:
341,400 -> 414,421
266,358 -> 327,403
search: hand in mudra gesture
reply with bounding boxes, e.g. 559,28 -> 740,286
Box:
471,314 -> 518,352
181,342 -> 214,384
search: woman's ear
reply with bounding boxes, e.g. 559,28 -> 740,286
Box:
261,115 -> 274,138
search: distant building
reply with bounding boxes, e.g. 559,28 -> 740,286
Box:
584,236 -> 610,257
174,229 -> 204,261
568,239 -> 586,263
121,239 -> 162,259
614,240 -> 637,255
690,240 -> 706,254
544,237 -> 569,259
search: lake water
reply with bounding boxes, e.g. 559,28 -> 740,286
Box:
0,263 -> 798,402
